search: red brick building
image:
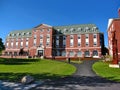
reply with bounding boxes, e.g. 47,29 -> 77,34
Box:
107,18 -> 120,60
4,23 -> 104,58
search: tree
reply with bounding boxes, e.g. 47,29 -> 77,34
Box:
19,48 -> 24,55
0,38 -> 5,53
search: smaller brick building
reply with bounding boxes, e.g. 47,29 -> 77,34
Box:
107,18 -> 120,60
4,23 -> 104,59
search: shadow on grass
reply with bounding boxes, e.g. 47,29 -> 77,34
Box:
0,62 -> 31,65
0,58 -> 40,65
0,72 -> 63,82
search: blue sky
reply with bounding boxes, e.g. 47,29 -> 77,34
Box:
0,0 -> 120,47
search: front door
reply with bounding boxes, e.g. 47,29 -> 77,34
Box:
38,50 -> 43,56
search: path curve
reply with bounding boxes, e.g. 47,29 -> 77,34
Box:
33,60 -> 120,90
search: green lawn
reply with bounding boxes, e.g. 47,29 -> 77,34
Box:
0,58 -> 76,82
93,61 -> 120,82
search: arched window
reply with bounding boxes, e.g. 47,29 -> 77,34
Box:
93,50 -> 98,56
77,51 -> 82,57
62,51 -> 66,56
85,51 -> 90,57
69,51 -> 74,57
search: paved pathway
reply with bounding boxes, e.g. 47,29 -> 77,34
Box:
0,80 -> 42,90
33,60 -> 120,90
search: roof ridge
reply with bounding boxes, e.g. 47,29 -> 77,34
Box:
53,23 -> 96,27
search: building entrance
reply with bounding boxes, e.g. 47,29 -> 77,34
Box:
38,50 -> 43,56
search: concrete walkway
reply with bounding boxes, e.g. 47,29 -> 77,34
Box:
33,60 -> 120,90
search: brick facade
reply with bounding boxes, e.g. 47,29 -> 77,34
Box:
107,18 -> 120,60
4,23 -> 104,59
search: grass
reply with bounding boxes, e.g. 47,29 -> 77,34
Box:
93,61 -> 120,82
0,58 -> 76,82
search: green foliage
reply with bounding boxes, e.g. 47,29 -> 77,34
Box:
0,58 -> 76,82
0,38 -> 5,52
93,61 -> 120,82
19,48 -> 24,55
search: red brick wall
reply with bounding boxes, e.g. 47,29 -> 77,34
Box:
108,19 -> 120,60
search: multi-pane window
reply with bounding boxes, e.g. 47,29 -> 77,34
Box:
6,42 -> 9,48
56,50 -> 60,56
56,36 -> 59,40
47,29 -> 50,32
56,36 -> 59,47
20,42 -> 23,47
62,51 -> 66,56
93,50 -> 98,56
78,35 -> 81,46
77,51 -> 82,57
40,35 -> 43,46
34,35 -> 36,39
34,39 -> 36,46
56,39 -> 59,47
46,34 -> 50,46
26,38 -> 29,41
47,34 -> 50,38
69,51 -> 74,57
85,34 -> 89,46
40,35 -> 43,39
85,51 -> 90,57
40,42 -> 43,46
33,34 -> 37,46
93,34 -> 97,46
70,35 -> 74,47
11,42 -> 13,48
86,42 -> 89,46
16,42 -> 18,48
94,42 -> 97,46
26,41 -> 28,47
85,34 -> 89,39
93,34 -> 97,38
63,36 -> 66,47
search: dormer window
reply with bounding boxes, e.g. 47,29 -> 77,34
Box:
85,27 -> 89,30
8,34 -> 11,36
12,34 -> 14,36
93,27 -> 98,32
64,28 -> 66,33
78,28 -> 82,31
17,33 -> 20,36
70,28 -> 74,32
26,32 -> 29,35
22,32 -> 25,35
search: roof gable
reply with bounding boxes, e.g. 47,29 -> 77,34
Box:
34,24 -> 52,28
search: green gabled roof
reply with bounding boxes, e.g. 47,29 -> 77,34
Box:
53,24 -> 100,34
7,29 -> 32,38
